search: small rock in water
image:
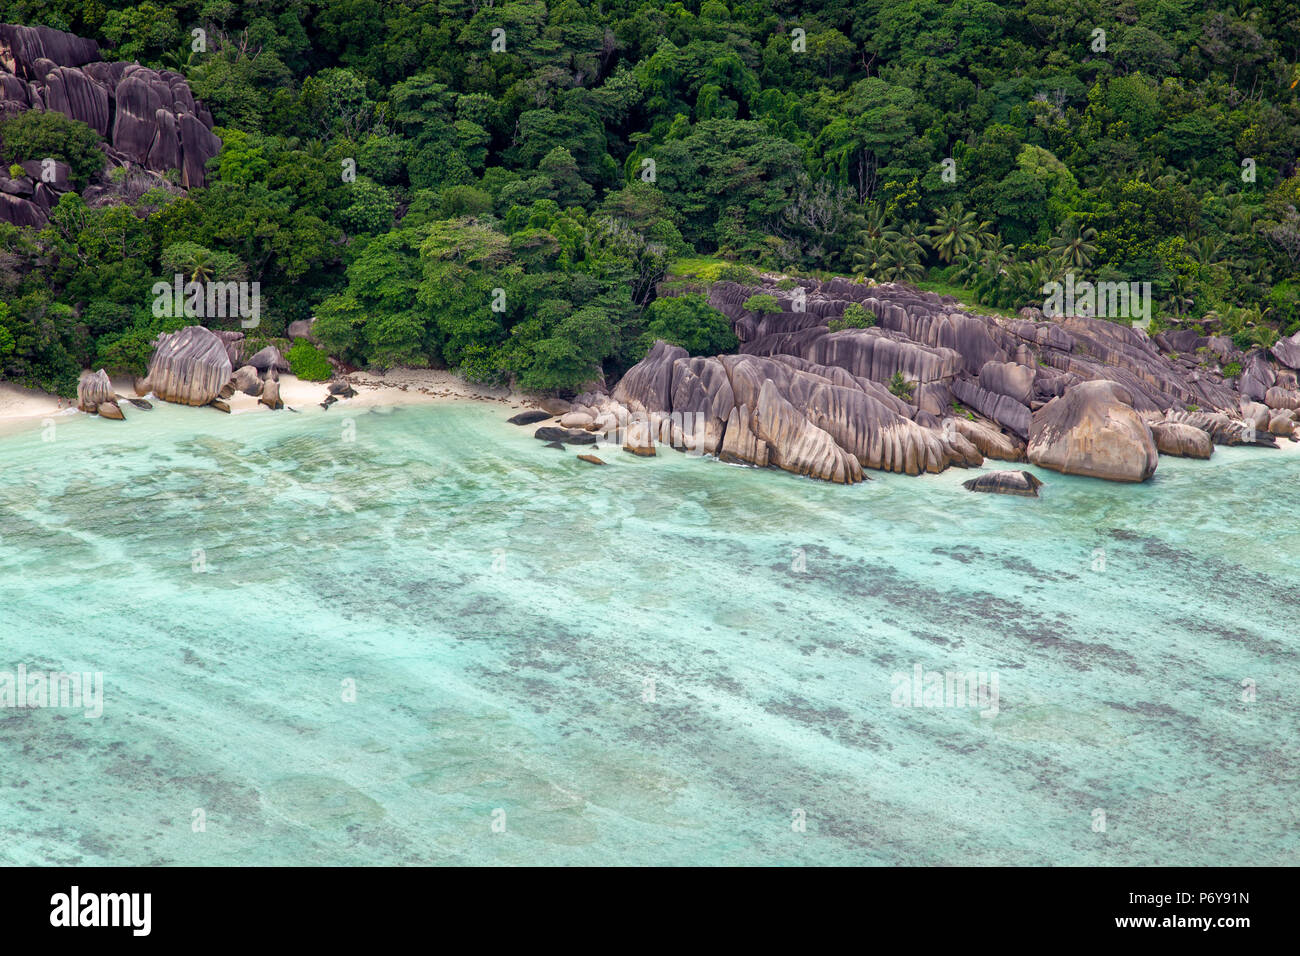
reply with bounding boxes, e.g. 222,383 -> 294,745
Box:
577,454 -> 606,465
211,399 -> 231,414
97,400 -> 125,420
543,441 -> 565,450
535,425 -> 597,445
124,397 -> 153,410
507,409 -> 552,425
962,470 -> 1042,497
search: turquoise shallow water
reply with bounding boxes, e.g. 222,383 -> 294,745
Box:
1,400 -> 1297,865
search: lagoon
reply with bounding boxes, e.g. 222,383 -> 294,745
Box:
1,400 -> 1296,865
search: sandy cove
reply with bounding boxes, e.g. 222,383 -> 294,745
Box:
0,368 -> 543,433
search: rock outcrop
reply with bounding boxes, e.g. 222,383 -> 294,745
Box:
259,374 -> 282,410
1028,381 -> 1158,482
0,23 -> 220,226
598,274 -> 1282,483
76,368 -> 113,413
145,326 -> 232,406
622,418 -> 656,456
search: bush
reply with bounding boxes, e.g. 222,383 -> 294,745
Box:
0,111 -> 104,188
828,302 -> 875,332
888,371 -> 915,401
742,293 -> 781,316
716,263 -> 759,284
1222,361 -> 1242,378
286,338 -> 333,380
639,293 -> 738,356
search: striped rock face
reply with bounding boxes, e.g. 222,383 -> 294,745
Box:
146,326 -> 233,407
0,23 -> 221,227
76,368 -> 113,412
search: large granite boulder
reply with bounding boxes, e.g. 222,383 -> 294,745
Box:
950,377 -> 1032,439
612,339 -> 686,412
259,375 -> 282,410
232,364 -> 262,395
1150,421 -> 1213,459
76,368 -> 113,412
246,345 -> 290,376
950,417 -> 1025,462
0,24 -> 99,77
718,404 -> 769,466
1271,332 -> 1300,370
1028,380 -> 1158,482
146,326 -> 233,406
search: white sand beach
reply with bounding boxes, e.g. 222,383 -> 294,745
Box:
0,368 -> 545,433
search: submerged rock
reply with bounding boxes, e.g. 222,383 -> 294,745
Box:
962,470 -> 1042,497
577,454 -> 605,465
535,425 -> 596,445
622,418 -> 656,456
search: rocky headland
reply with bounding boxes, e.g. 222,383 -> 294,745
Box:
522,277 -> 1299,485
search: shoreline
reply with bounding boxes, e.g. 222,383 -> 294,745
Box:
3,370 -> 1298,471
0,368 -> 541,436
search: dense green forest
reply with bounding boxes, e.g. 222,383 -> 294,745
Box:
1,0 -> 1298,395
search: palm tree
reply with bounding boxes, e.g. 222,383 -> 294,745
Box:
183,248 -> 216,284
879,239 -> 925,283
895,220 -> 928,256
1163,272 -> 1195,317
925,203 -> 988,264
861,203 -> 889,241
953,250 -> 982,285
852,234 -> 890,276
1050,219 -> 1099,270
